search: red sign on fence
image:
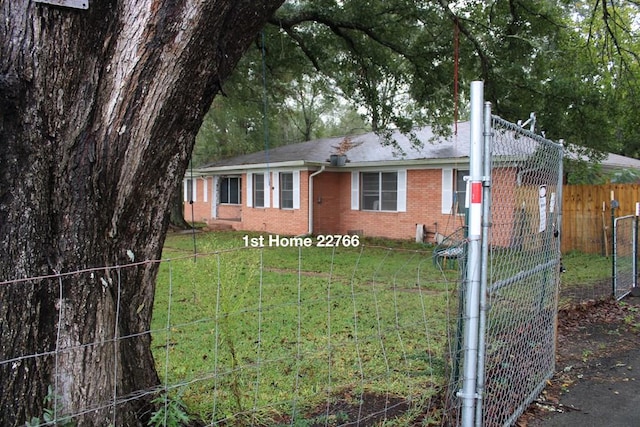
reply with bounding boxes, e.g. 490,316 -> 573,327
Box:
471,182 -> 482,204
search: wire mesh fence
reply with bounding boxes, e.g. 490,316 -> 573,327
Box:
1,238 -> 467,426
613,215 -> 637,300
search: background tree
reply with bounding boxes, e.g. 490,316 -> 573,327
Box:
0,1 -> 283,425
217,0 -> 638,156
191,30 -> 370,167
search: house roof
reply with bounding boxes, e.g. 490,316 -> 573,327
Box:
195,121 -> 640,173
198,122 -> 473,173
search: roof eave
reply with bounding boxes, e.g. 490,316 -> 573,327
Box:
196,160 -> 310,173
191,154 -> 551,176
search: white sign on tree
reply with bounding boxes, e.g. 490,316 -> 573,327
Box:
34,0 -> 89,10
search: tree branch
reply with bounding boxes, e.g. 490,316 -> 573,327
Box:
269,9 -> 420,67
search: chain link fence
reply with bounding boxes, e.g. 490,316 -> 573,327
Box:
451,83 -> 564,427
480,116 -> 563,427
613,215 -> 637,300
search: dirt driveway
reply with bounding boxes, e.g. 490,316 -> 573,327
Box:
518,296 -> 640,427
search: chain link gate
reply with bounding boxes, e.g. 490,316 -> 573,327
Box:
453,82 -> 564,427
480,115 -> 563,427
613,215 -> 637,300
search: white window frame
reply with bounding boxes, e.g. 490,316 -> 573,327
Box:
220,176 -> 241,205
183,178 -> 197,202
246,172 -> 270,208
351,170 -> 406,212
272,171 -> 300,210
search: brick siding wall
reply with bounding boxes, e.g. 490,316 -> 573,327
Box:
185,177 -> 212,223
186,168 -> 518,244
314,169 -> 465,241
236,170 -> 310,236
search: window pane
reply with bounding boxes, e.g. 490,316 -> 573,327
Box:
220,178 -> 229,203
361,172 -> 380,210
456,170 -> 468,214
380,172 -> 397,210
360,172 -> 399,211
280,172 -> 293,209
381,191 -> 397,210
186,179 -> 194,202
220,177 -> 240,204
229,177 -> 240,204
254,174 -> 264,207
381,172 -> 397,190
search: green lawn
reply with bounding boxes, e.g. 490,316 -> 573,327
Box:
151,231 -> 614,425
152,231 -> 458,425
560,251 -> 613,287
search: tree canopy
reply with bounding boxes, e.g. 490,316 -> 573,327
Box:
195,0 -> 640,166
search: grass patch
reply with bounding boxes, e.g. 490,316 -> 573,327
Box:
153,232 -> 604,423
557,251 -> 615,305
560,251 -> 612,288
153,231 -> 458,424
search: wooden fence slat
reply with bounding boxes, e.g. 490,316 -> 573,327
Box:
561,184 -> 640,254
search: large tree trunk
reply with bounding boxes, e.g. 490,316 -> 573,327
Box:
170,180 -> 192,229
0,1 -> 283,425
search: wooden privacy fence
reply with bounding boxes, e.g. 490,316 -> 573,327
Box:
562,184 -> 640,254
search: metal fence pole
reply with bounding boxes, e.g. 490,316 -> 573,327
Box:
557,140 -> 564,262
631,203 -> 640,297
612,200 -> 618,297
458,81 -> 484,427
634,216 -> 637,289
474,101 -> 492,427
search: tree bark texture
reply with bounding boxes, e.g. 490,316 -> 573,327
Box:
0,0 -> 283,425
170,179 -> 191,229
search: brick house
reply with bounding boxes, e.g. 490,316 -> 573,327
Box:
182,121 -> 639,242
184,122 -> 478,242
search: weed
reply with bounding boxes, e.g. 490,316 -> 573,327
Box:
25,385 -> 74,427
148,392 -> 191,427
276,410 -> 349,426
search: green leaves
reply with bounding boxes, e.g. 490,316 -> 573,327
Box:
195,0 -> 640,164
148,392 -> 191,427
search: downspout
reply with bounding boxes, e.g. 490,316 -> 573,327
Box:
308,166 -> 326,235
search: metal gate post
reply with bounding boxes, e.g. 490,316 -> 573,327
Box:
635,205 -> 638,293
473,101 -> 492,427
634,216 -> 638,290
611,199 -> 618,297
458,81 -> 484,427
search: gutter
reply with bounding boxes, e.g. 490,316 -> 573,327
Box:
197,160 -> 307,174
308,166 -> 326,235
